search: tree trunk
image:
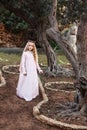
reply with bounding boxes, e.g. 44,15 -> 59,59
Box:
47,0 -> 87,114
48,0 -> 58,31
37,23 -> 59,74
46,0 -> 78,78
0,0 -> 59,75
76,11 -> 87,115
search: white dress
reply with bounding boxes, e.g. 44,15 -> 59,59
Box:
16,51 -> 41,101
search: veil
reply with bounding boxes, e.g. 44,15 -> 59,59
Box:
22,40 -> 38,62
19,41 -> 29,72
19,40 -> 40,73
23,42 -> 29,52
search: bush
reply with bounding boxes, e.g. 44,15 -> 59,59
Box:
0,5 -> 28,32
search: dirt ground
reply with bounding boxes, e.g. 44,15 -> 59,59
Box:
0,72 -> 87,130
0,73 -> 62,130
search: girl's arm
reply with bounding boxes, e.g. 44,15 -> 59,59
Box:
19,52 -> 27,75
36,62 -> 43,74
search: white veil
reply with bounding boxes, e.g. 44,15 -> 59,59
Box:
23,41 -> 29,52
19,41 -> 29,72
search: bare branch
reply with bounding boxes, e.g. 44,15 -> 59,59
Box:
48,0 -> 58,31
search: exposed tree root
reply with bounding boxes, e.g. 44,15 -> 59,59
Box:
54,102 -> 81,118
45,66 -> 74,77
33,79 -> 87,130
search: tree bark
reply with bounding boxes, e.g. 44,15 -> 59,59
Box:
48,0 -> 58,31
76,11 -> 87,114
37,23 -> 59,74
47,0 -> 78,78
47,0 -> 87,114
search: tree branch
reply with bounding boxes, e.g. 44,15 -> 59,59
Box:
48,0 -> 58,31
47,0 -> 79,77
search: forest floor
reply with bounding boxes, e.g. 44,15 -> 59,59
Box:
0,70 -> 87,130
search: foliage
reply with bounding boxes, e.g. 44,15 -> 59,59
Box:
0,4 -> 28,32
57,0 -> 85,28
0,0 -> 86,29
49,40 -> 60,51
0,0 -> 52,21
0,0 -> 52,32
0,0 -> 86,47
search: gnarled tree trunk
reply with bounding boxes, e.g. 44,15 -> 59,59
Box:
37,23 -> 59,74
47,0 -> 87,115
46,0 -> 78,78
76,11 -> 87,115
1,0 -> 59,75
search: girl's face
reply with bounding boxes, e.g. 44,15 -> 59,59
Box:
27,42 -> 34,51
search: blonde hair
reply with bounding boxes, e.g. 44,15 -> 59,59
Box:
24,41 -> 38,63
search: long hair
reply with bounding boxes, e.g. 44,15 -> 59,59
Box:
33,43 -> 38,63
24,40 -> 38,63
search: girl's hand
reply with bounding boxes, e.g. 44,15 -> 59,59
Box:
39,70 -> 43,74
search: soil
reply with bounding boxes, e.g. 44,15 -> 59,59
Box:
0,73 -> 59,130
41,76 -> 87,126
45,82 -> 75,91
5,66 -> 19,74
0,66 -> 87,130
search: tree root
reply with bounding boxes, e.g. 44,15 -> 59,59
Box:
33,79 -> 87,130
44,66 -> 74,77
55,102 -> 81,118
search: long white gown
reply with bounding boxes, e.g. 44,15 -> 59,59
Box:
16,51 -> 41,101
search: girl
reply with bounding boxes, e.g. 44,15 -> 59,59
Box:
16,41 -> 43,101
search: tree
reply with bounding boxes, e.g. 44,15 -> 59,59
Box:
76,5 -> 87,114
47,0 -> 78,77
0,0 -> 85,75
0,4 -> 28,33
46,0 -> 87,115
57,0 -> 85,27
0,0 -> 60,74
1,0 -> 87,116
